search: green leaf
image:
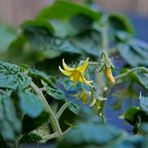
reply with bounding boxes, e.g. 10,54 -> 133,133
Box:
68,103 -> 80,115
23,25 -> 81,54
7,36 -> 62,65
0,61 -> 31,89
76,107 -> 100,123
49,19 -> 76,38
109,13 -> 134,34
132,70 -> 148,90
59,122 -> 122,147
41,80 -> 67,101
124,107 -> 148,126
19,91 -> 44,118
118,44 -> 148,67
7,1 -> 103,64
0,21 -> 17,52
0,93 -> 21,141
58,122 -> 144,147
48,15 -> 94,38
58,107 -> 145,148
36,0 -> 101,21
21,133 -> 42,143
140,123 -> 148,134
124,107 -> 141,126
22,0 -> 101,38
30,123 -> 51,143
70,14 -> 93,33
116,32 -> 148,67
22,20 -> 54,35
71,29 -> 101,56
140,96 -> 148,114
22,22 -> 102,59
1,36 -> 40,65
22,16 -> 94,39
28,69 -> 53,86
115,135 -> 144,148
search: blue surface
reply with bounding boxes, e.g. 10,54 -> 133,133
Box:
129,14 -> 148,42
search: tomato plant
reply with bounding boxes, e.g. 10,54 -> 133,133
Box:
0,1 -> 148,147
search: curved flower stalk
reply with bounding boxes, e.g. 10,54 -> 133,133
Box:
59,58 -> 93,87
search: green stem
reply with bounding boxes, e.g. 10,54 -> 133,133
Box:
95,69 -> 106,94
56,102 -> 70,120
14,140 -> 19,148
82,61 -> 98,65
44,127 -> 71,141
63,127 -> 71,135
30,82 -> 63,141
43,132 -> 58,141
14,135 -> 23,148
115,67 -> 148,81
97,21 -> 111,121
99,100 -> 106,123
102,27 -> 108,50
93,26 -> 109,121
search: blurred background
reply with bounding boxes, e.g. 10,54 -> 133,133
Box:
0,0 -> 148,26
0,0 -> 147,41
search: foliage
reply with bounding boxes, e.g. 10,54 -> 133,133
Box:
0,0 -> 148,147
58,107 -> 146,148
0,22 -> 17,52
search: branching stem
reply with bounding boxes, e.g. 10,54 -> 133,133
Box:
42,127 -> 71,141
30,82 -> 63,141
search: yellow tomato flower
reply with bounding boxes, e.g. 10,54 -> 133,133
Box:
59,58 -> 93,87
80,91 -> 91,104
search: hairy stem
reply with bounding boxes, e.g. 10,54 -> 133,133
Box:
30,82 -> 63,141
115,67 -> 148,81
95,24 -> 109,121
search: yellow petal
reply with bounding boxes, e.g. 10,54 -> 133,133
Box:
76,58 -> 89,74
62,59 -> 74,71
79,74 -> 93,87
59,66 -> 72,76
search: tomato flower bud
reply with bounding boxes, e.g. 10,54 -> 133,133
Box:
104,67 -> 115,84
